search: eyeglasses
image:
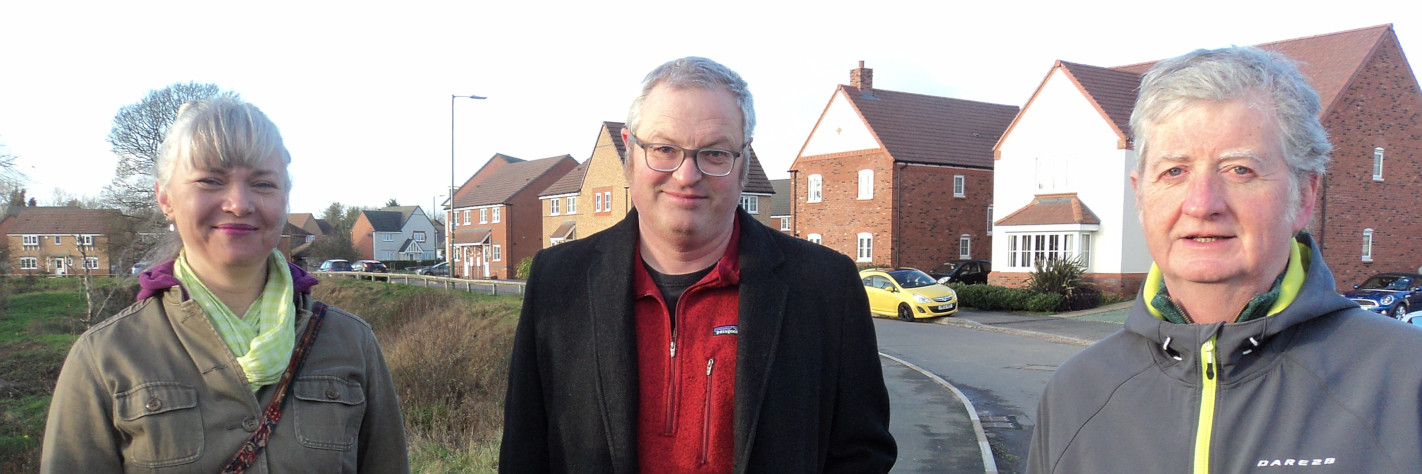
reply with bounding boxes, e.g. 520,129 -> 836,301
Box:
628,133 -> 743,177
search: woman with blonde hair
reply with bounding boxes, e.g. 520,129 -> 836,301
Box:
41,98 -> 409,472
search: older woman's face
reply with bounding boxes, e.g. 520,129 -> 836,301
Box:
1131,99 -> 1316,294
157,153 -> 288,272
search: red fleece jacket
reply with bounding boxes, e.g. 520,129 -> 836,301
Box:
633,229 -> 741,473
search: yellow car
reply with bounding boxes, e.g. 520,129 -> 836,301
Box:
860,268 -> 960,321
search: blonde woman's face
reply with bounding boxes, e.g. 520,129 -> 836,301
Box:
157,152 -> 288,273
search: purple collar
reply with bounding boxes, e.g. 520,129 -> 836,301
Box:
136,260 -> 320,301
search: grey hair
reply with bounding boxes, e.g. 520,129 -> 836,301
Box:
155,98 -> 292,190
625,57 -> 756,181
1131,46 -> 1332,182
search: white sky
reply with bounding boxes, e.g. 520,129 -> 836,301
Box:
0,1 -> 1415,215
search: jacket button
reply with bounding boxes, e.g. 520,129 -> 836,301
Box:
242,416 -> 259,432
144,397 -> 162,412
325,388 -> 340,400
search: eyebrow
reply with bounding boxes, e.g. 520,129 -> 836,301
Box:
1153,150 -> 1264,164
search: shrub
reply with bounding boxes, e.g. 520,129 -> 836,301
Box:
1025,293 -> 1065,312
1027,257 -> 1086,297
515,257 -> 533,280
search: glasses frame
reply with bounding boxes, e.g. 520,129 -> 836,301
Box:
628,133 -> 745,177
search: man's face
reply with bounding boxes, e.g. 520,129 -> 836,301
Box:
1131,98 -> 1316,292
623,85 -> 745,244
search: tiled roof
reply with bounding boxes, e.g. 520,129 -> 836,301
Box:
1059,61 -> 1141,139
5,207 -> 124,234
1113,24 -> 1393,116
769,179 -> 791,216
456,227 -> 491,244
995,193 -> 1100,226
361,210 -> 404,232
550,221 -> 576,239
604,121 -> 629,160
843,85 -> 1019,168
540,160 -> 589,197
742,147 -> 775,194
454,155 -> 576,208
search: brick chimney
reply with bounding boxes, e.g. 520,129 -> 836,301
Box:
849,60 -> 873,93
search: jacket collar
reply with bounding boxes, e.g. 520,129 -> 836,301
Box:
138,258 -> 320,301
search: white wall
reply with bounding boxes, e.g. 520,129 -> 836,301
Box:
799,90 -> 879,156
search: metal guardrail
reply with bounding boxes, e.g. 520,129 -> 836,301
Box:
314,271 -> 526,296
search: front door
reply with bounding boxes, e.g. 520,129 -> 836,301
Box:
53,258 -> 67,276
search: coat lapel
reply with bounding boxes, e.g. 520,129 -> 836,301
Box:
586,213 -> 641,470
730,211 -> 788,472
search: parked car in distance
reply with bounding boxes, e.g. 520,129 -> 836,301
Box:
860,268 -> 959,322
1343,272 -> 1422,319
318,259 -> 352,272
351,260 -> 388,273
928,259 -> 991,285
416,262 -> 449,276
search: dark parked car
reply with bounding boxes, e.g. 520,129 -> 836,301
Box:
928,260 -> 991,285
416,262 -> 448,276
351,260 -> 388,273
317,259 -> 352,272
1343,272 -> 1422,319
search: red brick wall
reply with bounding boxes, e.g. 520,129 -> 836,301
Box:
895,165 -> 993,270
350,217 -> 375,260
793,151 -> 895,266
988,271 -> 1145,299
1309,32 -> 1422,291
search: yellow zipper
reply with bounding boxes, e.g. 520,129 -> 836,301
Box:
1193,337 -> 1218,474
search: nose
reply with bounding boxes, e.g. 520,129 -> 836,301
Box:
1180,172 -> 1227,219
670,152 -> 704,184
223,184 -> 256,216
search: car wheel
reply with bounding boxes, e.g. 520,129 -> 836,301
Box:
898,304 -> 914,322
1392,304 -> 1408,320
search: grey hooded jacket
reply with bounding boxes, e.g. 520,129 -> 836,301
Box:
1028,234 -> 1422,473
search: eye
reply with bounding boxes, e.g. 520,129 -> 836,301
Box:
1229,166 -> 1252,175
196,177 -> 223,186
699,149 -> 734,162
1163,167 -> 1184,177
649,145 -> 680,157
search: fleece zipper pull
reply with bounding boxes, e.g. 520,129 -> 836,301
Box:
1193,336 -> 1218,474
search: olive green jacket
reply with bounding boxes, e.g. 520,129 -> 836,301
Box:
41,288 -> 409,473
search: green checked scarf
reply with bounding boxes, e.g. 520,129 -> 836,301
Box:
174,249 -> 296,391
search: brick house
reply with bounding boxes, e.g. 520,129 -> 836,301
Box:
536,121 -> 777,249
991,24 -> 1422,294
770,179 -> 792,234
451,154 -> 578,278
3,207 -> 126,276
349,206 -> 439,262
789,62 -> 1018,270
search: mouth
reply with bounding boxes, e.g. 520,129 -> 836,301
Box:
1182,234 -> 1232,243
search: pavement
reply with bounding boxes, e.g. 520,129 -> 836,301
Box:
879,300 -> 1133,473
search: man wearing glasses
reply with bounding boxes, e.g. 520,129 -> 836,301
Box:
500,57 -> 896,473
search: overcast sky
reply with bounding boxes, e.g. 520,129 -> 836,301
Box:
0,1 -> 1415,215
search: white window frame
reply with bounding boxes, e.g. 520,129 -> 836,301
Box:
549,198 -> 560,216
381,233 -> 393,242
856,233 -> 873,262
959,235 -> 971,259
808,174 -> 823,203
462,210 -> 470,225
986,205 -> 994,235
83,257 -> 100,269
414,231 -> 426,243
54,236 -> 62,245
492,244 -> 502,262
479,208 -> 488,224
779,217 -> 791,231
807,233 -> 822,245
953,175 -> 965,198
1362,228 -> 1374,262
567,196 -> 577,214
740,195 -> 759,214
19,257 -> 37,269
603,191 -> 612,211
492,207 -> 501,223
78,235 -> 94,247
857,169 -> 873,200
22,235 -> 39,247
1373,147 -> 1384,181
595,192 -> 604,213
1006,232 -> 1093,270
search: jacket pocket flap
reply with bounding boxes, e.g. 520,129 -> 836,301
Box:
115,383 -> 198,421
292,376 -> 365,406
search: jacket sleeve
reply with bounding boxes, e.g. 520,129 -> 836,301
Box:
40,337 -> 124,472
1025,378 -> 1056,473
357,325 -> 411,473
498,251 -> 552,473
825,258 -> 898,473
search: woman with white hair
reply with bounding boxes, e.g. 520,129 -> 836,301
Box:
41,98 -> 409,473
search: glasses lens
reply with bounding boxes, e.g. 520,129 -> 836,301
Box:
643,144 -> 684,172
695,149 -> 736,176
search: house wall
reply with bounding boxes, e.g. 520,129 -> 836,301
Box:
990,68 -> 1148,295
794,151 -> 896,266
895,164 -> 994,270
741,194 -> 774,229
350,217 -> 375,261
540,131 -> 635,250
7,234 -> 113,276
801,92 -> 880,156
399,209 -> 438,260
500,158 -> 577,278
1311,34 -> 1422,291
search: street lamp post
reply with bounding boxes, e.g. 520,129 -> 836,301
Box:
450,94 -> 486,279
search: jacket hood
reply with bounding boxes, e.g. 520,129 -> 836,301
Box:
1124,232 -> 1358,369
137,259 -> 320,301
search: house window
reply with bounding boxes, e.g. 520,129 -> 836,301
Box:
492,245 -> 502,262
779,217 -> 791,231
1007,233 -> 1093,270
19,257 -> 37,269
595,193 -> 604,213
807,233 -> 822,244
567,196 -> 577,214
383,233 -> 394,242
550,199 -> 560,216
986,205 -> 994,235
381,251 -> 395,260
953,175 -> 965,197
808,174 -> 823,203
54,236 -> 62,245
479,208 -> 488,224
492,207 -> 501,223
603,191 -> 612,212
78,235 -> 94,246
959,235 -> 971,259
414,231 -> 426,242
83,257 -> 100,269
740,195 -> 759,214
1362,228 -> 1374,262
1373,147 -> 1384,181
22,235 -> 39,247
462,210 -> 470,225
856,233 -> 873,262
857,169 -> 873,199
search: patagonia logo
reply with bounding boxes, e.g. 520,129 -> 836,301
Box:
713,325 -> 739,336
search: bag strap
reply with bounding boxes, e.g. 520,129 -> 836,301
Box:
221,301 -> 329,474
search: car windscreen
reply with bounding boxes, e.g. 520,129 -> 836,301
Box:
931,262 -> 961,274
888,270 -> 937,289
1360,276 -> 1410,290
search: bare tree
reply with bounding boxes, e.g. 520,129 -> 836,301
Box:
102,83 -> 238,217
0,136 -> 28,216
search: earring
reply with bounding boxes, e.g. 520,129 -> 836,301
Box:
168,222 -> 175,232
